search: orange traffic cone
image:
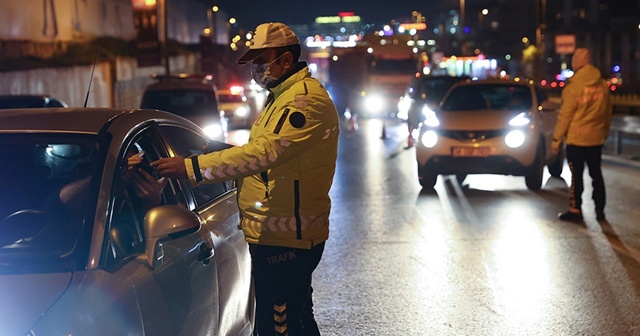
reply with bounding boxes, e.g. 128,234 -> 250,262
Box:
407,134 -> 415,147
349,111 -> 358,131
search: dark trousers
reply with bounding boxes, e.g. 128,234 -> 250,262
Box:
566,144 -> 606,212
249,242 -> 325,336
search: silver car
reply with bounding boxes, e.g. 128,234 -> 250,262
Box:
415,79 -> 564,190
0,108 -> 254,335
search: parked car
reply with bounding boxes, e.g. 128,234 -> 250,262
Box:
0,108 -> 254,335
0,95 -> 68,109
415,79 -> 564,190
140,74 -> 227,142
218,85 -> 255,129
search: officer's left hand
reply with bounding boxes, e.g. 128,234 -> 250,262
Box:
151,156 -> 188,179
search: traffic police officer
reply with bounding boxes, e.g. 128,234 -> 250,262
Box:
152,22 -> 339,336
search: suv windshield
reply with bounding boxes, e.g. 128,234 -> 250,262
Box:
0,134 -> 99,274
141,89 -> 219,118
407,77 -> 469,103
441,84 -> 532,111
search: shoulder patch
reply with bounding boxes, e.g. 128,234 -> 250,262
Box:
294,95 -> 308,109
289,111 -> 306,129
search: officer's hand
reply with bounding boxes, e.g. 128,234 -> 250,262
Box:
151,157 -> 188,179
551,140 -> 560,154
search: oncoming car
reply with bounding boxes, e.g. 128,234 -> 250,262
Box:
415,79 -> 564,190
140,74 -> 227,142
218,85 -> 255,129
0,108 -> 254,335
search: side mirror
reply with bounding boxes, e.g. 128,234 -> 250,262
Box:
540,100 -> 560,111
143,205 -> 201,269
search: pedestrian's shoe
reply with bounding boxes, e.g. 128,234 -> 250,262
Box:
596,211 -> 606,221
558,210 -> 583,222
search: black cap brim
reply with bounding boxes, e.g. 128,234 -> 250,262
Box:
237,48 -> 268,65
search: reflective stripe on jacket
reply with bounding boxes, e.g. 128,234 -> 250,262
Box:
553,64 -> 612,147
185,65 -> 339,249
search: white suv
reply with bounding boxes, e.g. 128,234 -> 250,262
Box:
415,79 -> 564,190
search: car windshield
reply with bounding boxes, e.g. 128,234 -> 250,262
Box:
407,77 -> 468,103
141,89 -> 219,118
218,93 -> 245,103
440,84 -> 532,111
0,134 -> 99,274
0,96 -> 44,109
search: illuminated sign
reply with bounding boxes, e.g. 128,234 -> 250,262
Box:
399,23 -> 427,31
315,15 -> 361,24
555,34 -> 576,54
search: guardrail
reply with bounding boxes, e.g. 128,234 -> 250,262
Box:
612,94 -> 640,115
610,115 -> 640,155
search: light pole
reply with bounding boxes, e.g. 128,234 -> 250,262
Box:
460,0 -> 466,54
478,9 -> 489,52
162,0 -> 170,75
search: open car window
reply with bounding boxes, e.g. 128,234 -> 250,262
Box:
0,134 -> 99,274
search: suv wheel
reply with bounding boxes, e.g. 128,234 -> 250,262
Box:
419,167 -> 438,189
525,145 -> 544,190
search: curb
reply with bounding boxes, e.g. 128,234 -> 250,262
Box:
602,154 -> 640,169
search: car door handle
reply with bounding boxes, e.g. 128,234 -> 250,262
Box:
197,244 -> 214,265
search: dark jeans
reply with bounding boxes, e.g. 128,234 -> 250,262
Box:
566,144 -> 606,212
249,242 -> 325,336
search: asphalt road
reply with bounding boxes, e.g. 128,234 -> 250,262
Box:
299,118 -> 640,336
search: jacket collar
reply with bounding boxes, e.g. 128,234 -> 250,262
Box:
269,61 -> 309,97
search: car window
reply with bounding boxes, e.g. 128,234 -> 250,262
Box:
105,128 -> 184,266
141,89 -> 219,118
0,134 -> 99,274
219,93 -> 246,103
441,84 -> 532,111
159,125 -> 233,207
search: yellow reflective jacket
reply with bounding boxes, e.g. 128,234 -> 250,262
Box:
185,64 -> 339,249
553,64 -> 612,147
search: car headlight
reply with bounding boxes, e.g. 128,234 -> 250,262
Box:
235,106 -> 249,117
505,130 -> 526,148
508,112 -> 530,126
364,94 -> 383,113
421,130 -> 438,148
203,123 -> 224,139
421,106 -> 440,127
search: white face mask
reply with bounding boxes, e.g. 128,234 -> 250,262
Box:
250,53 -> 285,89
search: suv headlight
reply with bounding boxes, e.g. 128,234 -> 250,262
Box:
508,112 -> 530,126
421,106 -> 440,127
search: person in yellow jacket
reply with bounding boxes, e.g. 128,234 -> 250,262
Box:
152,22 -> 339,335
552,48 -> 612,222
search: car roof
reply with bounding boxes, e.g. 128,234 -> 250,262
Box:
0,94 -> 56,99
0,108 -> 198,134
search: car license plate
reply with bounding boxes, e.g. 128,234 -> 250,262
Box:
452,146 -> 490,157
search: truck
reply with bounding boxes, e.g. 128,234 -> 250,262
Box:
327,33 -> 418,118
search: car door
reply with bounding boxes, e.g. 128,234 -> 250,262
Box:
159,124 -> 254,336
103,126 -> 220,336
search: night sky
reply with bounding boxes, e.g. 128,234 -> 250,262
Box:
215,0 -> 457,30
